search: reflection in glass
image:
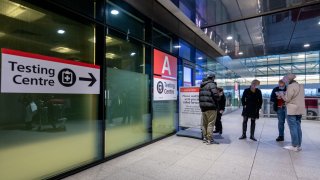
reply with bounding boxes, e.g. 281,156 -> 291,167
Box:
0,1 -> 99,179
105,34 -> 150,156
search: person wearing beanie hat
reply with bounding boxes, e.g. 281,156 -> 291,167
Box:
280,74 -> 305,152
239,79 -> 263,141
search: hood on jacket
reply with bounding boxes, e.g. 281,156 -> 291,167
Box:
200,80 -> 216,88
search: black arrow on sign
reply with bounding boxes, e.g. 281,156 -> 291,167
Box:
79,73 -> 96,87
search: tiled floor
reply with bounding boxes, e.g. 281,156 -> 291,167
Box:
64,110 -> 320,180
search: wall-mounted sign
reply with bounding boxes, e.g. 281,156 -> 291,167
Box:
153,49 -> 177,101
1,48 -> 100,94
179,87 -> 201,127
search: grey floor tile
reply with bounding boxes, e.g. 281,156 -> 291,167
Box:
65,110 -> 320,180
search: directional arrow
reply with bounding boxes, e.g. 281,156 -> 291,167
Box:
79,73 -> 96,87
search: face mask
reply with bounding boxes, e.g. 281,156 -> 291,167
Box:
279,86 -> 285,90
255,85 -> 260,89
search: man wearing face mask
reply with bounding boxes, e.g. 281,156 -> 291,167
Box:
280,74 -> 305,152
270,80 -> 287,141
239,79 -> 263,141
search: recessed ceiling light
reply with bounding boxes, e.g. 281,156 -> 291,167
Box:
303,43 -> 310,48
318,21 -> 320,25
173,45 -> 181,48
57,29 -> 65,34
238,52 -> 243,55
226,36 -> 233,40
197,57 -> 203,60
130,52 -> 136,56
111,9 -> 119,15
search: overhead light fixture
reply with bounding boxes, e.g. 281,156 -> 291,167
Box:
0,32 -> 6,38
106,52 -> 116,59
226,36 -> 233,40
0,1 -> 45,22
238,52 -> 243,55
303,43 -> 310,48
51,47 -> 79,54
297,54 -> 305,58
57,29 -> 65,34
88,37 -> 96,43
197,57 -> 203,60
318,21 -> 320,25
111,9 -> 119,15
130,52 -> 136,56
106,36 -> 113,43
173,45 -> 181,48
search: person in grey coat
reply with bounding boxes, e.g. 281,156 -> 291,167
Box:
199,74 -> 220,145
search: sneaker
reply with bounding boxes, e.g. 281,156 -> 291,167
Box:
297,146 -> 302,151
276,136 -> 284,141
202,138 -> 207,143
283,146 -> 299,152
206,140 -> 219,145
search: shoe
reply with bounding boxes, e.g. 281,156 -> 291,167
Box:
276,136 -> 284,141
297,146 -> 302,151
219,130 -> 223,135
250,136 -> 257,141
239,135 -> 247,140
213,130 -> 220,133
283,146 -> 299,152
203,138 -> 207,143
206,140 -> 219,145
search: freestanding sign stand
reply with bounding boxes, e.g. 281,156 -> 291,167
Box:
177,86 -> 202,139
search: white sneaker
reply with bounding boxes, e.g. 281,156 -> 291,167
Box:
283,145 -> 299,152
297,146 -> 302,151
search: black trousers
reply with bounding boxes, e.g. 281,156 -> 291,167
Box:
215,113 -> 223,132
242,116 -> 256,137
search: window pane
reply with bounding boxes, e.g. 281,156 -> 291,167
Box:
0,1 -> 99,179
106,2 -> 145,40
105,34 -> 150,156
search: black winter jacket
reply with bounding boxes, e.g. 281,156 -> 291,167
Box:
241,88 -> 263,119
270,86 -> 286,112
199,80 -> 220,112
218,94 -> 226,112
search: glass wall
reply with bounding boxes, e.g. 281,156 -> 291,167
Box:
105,32 -> 150,156
0,1 -> 99,179
239,51 -> 320,96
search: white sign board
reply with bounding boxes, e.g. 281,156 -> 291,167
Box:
1,48 -> 100,94
179,87 -> 202,127
154,75 -> 177,101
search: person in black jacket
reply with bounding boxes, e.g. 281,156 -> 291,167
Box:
239,79 -> 263,141
213,87 -> 226,134
270,80 -> 287,141
199,74 -> 220,145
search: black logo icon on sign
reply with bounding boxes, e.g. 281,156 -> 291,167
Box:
157,81 -> 164,94
58,68 -> 76,87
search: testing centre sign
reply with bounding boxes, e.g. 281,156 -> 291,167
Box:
153,49 -> 177,101
179,87 -> 202,128
1,48 -> 100,94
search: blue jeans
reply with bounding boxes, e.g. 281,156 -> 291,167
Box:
287,115 -> 302,147
277,107 -> 286,137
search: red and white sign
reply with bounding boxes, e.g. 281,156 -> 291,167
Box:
153,49 -> 177,101
179,87 -> 202,127
1,48 -> 100,94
